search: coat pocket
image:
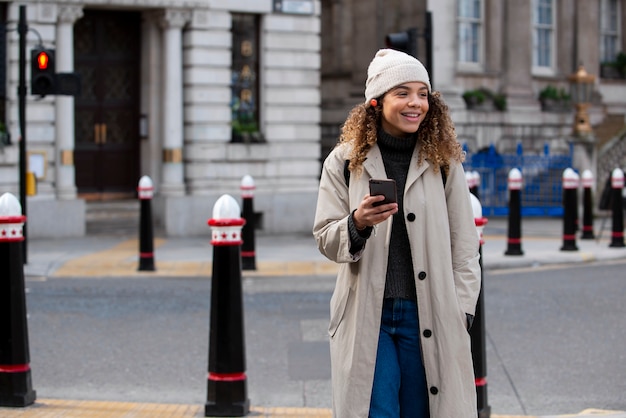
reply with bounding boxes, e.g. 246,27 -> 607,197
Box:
328,285 -> 353,338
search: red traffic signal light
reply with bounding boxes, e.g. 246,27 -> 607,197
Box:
31,47 -> 56,97
36,51 -> 50,70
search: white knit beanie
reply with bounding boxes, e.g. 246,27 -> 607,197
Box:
364,49 -> 431,105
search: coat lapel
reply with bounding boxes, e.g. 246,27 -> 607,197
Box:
405,147 -> 429,190
362,145 -> 387,179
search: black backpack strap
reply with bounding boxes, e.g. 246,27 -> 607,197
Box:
344,159 -> 351,187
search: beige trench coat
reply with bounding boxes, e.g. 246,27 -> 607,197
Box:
313,143 -> 481,418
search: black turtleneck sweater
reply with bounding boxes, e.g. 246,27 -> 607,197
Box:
377,129 -> 418,301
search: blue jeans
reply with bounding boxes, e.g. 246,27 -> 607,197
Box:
369,298 -> 429,418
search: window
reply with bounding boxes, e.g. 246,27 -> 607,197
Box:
457,0 -> 482,65
532,0 -> 555,71
600,0 -> 621,62
231,14 -> 263,143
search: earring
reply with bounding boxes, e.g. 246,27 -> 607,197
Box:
370,98 -> 378,107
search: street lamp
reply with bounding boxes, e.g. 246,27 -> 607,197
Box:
568,64 -> 596,135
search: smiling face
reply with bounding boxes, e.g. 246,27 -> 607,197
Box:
380,82 -> 430,138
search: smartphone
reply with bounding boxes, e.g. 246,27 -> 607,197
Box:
369,179 -> 397,206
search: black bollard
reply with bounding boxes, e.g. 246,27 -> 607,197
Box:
580,170 -> 595,240
504,168 -> 524,256
205,194 -> 250,417
560,168 -> 579,251
240,175 -> 256,270
137,175 -> 156,271
0,193 -> 36,407
470,194 -> 490,418
609,168 -> 625,248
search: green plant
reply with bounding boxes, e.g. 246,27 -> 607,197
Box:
462,89 -> 486,104
462,88 -> 506,111
611,52 -> 626,74
539,85 -> 570,102
601,52 -> 626,77
493,93 -> 507,111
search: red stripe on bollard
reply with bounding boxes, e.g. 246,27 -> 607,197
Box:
139,252 -> 154,258
241,251 -> 255,257
507,238 -> 521,244
475,377 -> 487,386
0,364 -> 30,373
0,215 -> 27,224
208,218 -> 246,227
562,234 -> 577,240
208,372 -> 247,382
612,231 -> 624,238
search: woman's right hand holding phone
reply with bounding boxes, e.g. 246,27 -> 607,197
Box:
352,194 -> 398,230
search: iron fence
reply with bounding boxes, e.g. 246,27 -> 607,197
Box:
463,143 -> 573,217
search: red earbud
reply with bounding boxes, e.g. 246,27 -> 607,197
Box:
370,99 -> 378,107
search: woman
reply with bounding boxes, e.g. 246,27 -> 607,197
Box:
313,49 -> 481,417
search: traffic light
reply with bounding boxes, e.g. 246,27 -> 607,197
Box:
31,47 -> 56,96
385,28 -> 418,58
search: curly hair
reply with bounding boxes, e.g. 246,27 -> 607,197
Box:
338,91 -> 464,178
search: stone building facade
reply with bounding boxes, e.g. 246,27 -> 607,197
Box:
1,0 -> 320,238
3,0 -> 626,237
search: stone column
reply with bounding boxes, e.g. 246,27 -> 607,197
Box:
158,9 -> 190,197
429,0 -> 465,110
502,0 -> 536,109
55,5 -> 83,200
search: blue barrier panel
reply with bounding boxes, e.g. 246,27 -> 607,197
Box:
464,143 -> 572,217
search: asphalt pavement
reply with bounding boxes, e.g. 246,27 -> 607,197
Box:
3,215 -> 626,418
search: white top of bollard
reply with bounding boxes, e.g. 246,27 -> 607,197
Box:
562,168 -> 579,189
241,174 -> 255,198
241,174 -> 255,189
508,168 -> 522,179
0,192 -> 22,217
0,192 -> 26,241
611,168 -> 624,188
208,194 -> 245,246
138,175 -> 153,188
508,168 -> 522,190
212,194 -> 241,220
137,175 -> 154,199
562,167 -> 576,178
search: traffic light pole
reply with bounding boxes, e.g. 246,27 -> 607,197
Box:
425,11 -> 433,88
18,5 -> 27,264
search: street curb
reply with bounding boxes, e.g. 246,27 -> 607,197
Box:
1,399 -> 623,418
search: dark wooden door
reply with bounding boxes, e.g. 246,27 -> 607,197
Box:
74,10 -> 141,198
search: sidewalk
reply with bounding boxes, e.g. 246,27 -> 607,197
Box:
6,216 -> 626,418
22,217 -> 626,279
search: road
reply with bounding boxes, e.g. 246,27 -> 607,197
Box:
23,260 -> 626,416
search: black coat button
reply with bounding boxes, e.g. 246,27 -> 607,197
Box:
418,271 -> 427,280
407,213 -> 416,222
423,329 -> 432,338
430,386 -> 439,395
